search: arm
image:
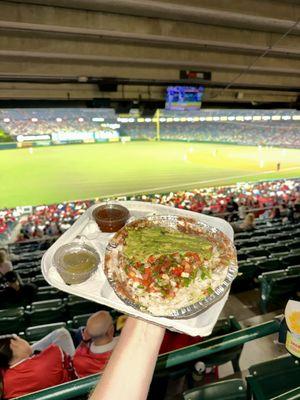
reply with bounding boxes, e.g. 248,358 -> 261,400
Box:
90,317 -> 165,400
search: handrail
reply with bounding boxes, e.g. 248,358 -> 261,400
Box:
14,319 -> 280,400
271,387 -> 300,400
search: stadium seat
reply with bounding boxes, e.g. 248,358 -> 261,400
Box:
281,254 -> 300,267
183,379 -> 247,400
256,258 -> 282,274
30,275 -> 48,287
247,355 -> 300,400
0,307 -> 26,334
26,299 -> 66,325
35,286 -> 65,301
287,241 -> 300,251
231,263 -> 257,292
201,316 -> 243,373
72,313 -> 93,328
266,245 -> 289,255
234,232 -> 252,240
67,295 -> 104,317
287,265 -> 300,274
246,249 -> 270,259
259,273 -> 300,313
23,322 -> 67,342
257,237 -> 276,245
17,266 -> 41,279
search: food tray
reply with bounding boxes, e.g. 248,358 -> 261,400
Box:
42,201 -> 235,336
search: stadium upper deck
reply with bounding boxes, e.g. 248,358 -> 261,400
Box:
0,108 -> 299,148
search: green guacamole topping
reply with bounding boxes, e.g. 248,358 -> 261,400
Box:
124,226 -> 213,260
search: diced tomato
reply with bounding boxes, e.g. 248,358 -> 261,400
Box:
186,252 -> 201,262
172,267 -> 184,276
142,277 -> 152,287
147,255 -> 156,264
162,259 -> 171,269
142,267 -> 152,280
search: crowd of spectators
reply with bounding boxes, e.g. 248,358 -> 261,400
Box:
0,210 -> 17,241
1,108 -> 299,148
0,178 -> 294,242
158,121 -> 300,148
130,179 -> 300,222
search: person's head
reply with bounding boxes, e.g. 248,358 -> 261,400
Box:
4,271 -> 20,291
243,213 -> 255,227
0,250 -> 8,264
83,311 -> 114,345
0,335 -> 31,369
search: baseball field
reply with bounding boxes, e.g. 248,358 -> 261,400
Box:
1,141 -> 300,208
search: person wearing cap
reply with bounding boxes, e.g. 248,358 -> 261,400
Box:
73,311 -> 118,378
0,329 -> 76,399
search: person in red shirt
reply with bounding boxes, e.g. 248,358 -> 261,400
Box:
73,311 -> 118,378
0,333 -> 75,399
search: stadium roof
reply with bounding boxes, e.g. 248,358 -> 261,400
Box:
0,0 -> 299,106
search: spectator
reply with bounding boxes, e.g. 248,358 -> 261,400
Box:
226,197 -> 239,222
73,311 -> 118,378
0,271 -> 37,307
0,328 -> 75,399
271,207 -> 281,220
232,213 -> 255,233
0,249 -> 13,281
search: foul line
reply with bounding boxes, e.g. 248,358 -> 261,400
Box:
94,166 -> 300,199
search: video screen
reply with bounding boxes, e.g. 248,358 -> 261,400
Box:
166,86 -> 204,111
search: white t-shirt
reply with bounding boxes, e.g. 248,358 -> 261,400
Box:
90,337 -> 119,354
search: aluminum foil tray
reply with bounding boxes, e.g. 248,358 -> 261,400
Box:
42,201 -> 236,336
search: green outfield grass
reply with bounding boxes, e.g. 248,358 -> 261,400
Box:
1,141 -> 300,208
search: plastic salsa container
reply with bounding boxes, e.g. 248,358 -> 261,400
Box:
53,242 -> 100,285
92,203 -> 130,232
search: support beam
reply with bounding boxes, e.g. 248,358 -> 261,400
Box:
6,0 -> 300,33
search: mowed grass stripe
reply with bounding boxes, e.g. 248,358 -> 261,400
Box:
0,141 -> 299,208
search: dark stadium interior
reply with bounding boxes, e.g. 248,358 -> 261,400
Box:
0,1 -> 300,400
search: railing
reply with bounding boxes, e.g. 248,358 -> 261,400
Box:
15,319 -> 280,400
271,387 -> 300,400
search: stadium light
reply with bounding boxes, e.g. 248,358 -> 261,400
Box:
200,117 -> 205,122
228,116 -> 235,121
92,117 -> 104,122
128,118 -> 135,123
262,116 -> 271,121
3,118 -> 10,123
253,116 -> 262,121
56,117 -> 63,122
271,115 -> 281,121
282,115 -> 291,120
236,116 -> 244,121
292,115 -> 300,120
145,118 -> 152,123
244,116 -> 252,121
220,116 -> 227,121
137,118 -> 145,122
212,116 -> 220,121
31,117 -> 38,122
78,117 -> 84,122
159,118 -> 166,122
